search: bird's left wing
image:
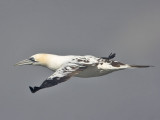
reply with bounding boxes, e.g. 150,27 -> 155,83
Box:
29,63 -> 87,93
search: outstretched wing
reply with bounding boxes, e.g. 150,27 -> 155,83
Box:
29,63 -> 87,93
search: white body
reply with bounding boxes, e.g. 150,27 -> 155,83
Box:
36,54 -> 130,78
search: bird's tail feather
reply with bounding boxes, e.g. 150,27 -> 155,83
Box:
129,65 -> 154,68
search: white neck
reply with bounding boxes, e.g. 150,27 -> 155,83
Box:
44,54 -> 71,71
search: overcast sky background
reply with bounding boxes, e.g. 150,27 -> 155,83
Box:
0,0 -> 160,120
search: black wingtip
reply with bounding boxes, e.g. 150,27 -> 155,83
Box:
108,53 -> 116,59
101,53 -> 116,60
29,86 -> 41,93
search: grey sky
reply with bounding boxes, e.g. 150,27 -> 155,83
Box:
0,0 -> 160,120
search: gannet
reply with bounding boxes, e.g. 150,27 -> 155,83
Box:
15,53 -> 153,93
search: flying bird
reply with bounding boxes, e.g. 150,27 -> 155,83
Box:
15,53 -> 152,93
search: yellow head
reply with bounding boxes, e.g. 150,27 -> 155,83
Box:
15,53 -> 50,66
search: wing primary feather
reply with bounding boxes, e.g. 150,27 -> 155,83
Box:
29,63 -> 87,93
101,53 -> 116,60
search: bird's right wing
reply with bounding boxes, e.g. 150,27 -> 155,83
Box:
101,53 -> 116,60
29,63 -> 87,93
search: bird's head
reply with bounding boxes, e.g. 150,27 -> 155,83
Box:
15,53 -> 49,66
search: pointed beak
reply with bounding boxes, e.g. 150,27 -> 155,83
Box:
14,59 -> 34,66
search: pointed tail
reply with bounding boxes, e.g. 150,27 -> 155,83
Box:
129,65 -> 154,68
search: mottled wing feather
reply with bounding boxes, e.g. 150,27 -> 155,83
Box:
40,64 -> 86,88
29,63 -> 87,93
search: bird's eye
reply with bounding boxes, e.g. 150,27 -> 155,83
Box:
29,57 -> 36,62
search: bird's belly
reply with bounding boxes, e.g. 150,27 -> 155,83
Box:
74,66 -> 115,78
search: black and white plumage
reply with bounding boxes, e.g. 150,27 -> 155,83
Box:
15,53 -> 152,93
